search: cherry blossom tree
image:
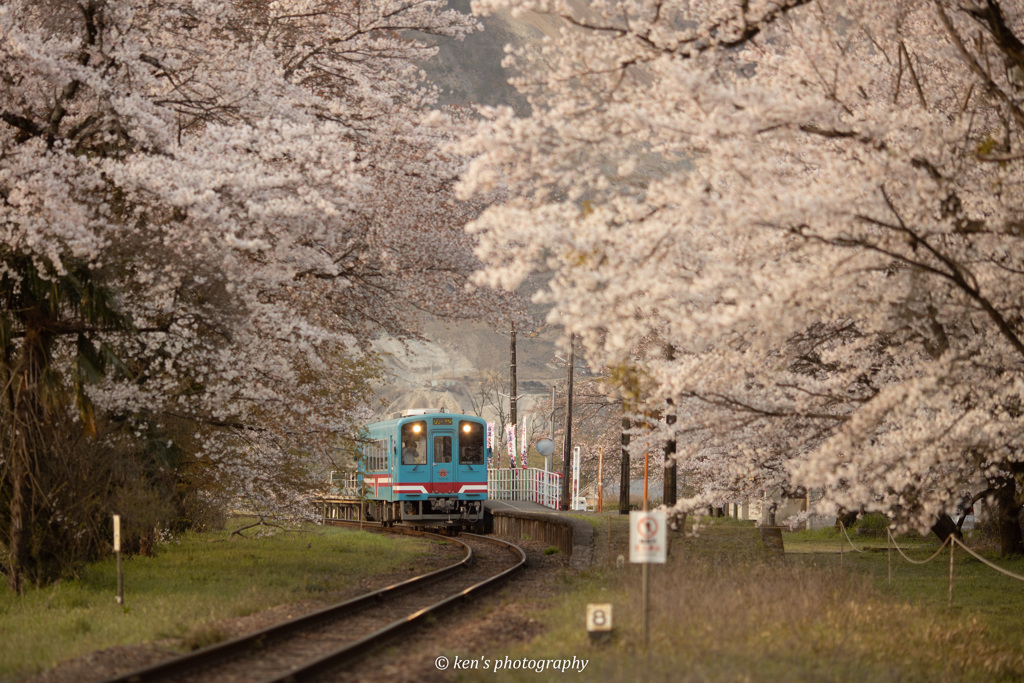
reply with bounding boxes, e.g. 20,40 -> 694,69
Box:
0,0 -> 496,589
460,0 -> 1024,553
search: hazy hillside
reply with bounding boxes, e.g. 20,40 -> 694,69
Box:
370,3 -> 574,425
371,320 -> 561,422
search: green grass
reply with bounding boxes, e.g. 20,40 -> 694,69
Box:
783,524 -> 933,554
457,521 -> 1024,682
566,513 -> 602,530
0,519 -> 442,680
796,534 -> 1024,660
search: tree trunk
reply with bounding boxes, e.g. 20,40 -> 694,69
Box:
929,513 -> 961,543
7,448 -> 29,593
618,415 -> 630,514
835,511 -> 857,532
6,323 -> 47,593
663,407 -> 677,507
993,480 -> 1024,556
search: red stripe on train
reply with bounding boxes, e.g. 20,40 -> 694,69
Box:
390,483 -> 487,494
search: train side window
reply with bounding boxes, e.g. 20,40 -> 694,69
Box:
364,440 -> 385,471
434,436 -> 452,464
458,421 -> 485,465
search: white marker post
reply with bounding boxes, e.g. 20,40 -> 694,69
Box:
113,514 -> 123,605
630,509 -> 666,648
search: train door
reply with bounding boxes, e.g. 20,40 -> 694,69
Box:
399,420 -> 429,495
430,429 -> 455,492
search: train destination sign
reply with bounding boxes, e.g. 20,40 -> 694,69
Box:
629,510 -> 667,564
432,418 -> 453,425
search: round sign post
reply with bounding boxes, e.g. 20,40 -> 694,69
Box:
535,438 -> 555,472
630,509 -> 667,649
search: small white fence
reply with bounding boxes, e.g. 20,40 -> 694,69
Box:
488,467 -> 562,509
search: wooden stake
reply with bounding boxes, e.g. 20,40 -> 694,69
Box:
887,529 -> 892,588
840,521 -> 844,572
949,537 -> 955,608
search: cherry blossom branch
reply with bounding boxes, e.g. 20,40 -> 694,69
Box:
933,0 -> 1024,130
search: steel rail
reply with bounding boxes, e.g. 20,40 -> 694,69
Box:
100,523 -> 473,683
261,532 -> 527,683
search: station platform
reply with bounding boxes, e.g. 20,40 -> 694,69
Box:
483,499 -> 594,569
484,499 -> 559,513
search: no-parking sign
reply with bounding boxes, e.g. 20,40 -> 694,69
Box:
629,510 -> 666,564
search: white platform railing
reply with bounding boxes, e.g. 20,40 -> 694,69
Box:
488,467 -> 562,509
325,471 -> 360,498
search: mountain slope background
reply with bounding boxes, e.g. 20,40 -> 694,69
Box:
368,3 -> 578,430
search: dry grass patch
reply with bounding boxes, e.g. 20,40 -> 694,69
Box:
466,518 -> 1024,682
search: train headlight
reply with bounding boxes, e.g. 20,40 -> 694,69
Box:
412,424 -> 421,434
462,424 -> 472,433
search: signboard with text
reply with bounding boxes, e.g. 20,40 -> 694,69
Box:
629,510 -> 666,564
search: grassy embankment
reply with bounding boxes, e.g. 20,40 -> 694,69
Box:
0,519 -> 448,680
460,514 -> 1024,683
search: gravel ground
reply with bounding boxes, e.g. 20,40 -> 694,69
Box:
24,537 -> 570,683
328,538 -> 567,683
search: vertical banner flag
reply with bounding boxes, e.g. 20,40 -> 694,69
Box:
486,422 -> 495,468
506,424 -> 515,468
572,446 -> 581,509
520,421 -> 528,469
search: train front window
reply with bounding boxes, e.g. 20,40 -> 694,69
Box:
434,436 -> 452,464
459,421 -> 484,465
400,421 -> 427,465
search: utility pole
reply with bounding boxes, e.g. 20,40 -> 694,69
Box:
550,386 -> 556,440
560,335 -> 575,511
509,326 -> 517,434
545,385 -> 556,472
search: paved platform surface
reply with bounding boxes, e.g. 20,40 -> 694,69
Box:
484,499 -> 559,513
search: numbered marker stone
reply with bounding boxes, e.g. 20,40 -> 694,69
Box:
586,603 -> 613,633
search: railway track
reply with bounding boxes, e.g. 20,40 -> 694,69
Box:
101,523 -> 526,683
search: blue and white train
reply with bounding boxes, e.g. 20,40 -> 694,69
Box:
326,409 -> 490,529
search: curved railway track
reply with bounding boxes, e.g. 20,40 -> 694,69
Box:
101,523 -> 526,683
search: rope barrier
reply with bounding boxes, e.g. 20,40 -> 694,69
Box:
839,521 -> 868,553
886,529 -> 950,565
822,520 -> 1024,603
870,528 -> 1024,607
951,536 -> 1024,583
